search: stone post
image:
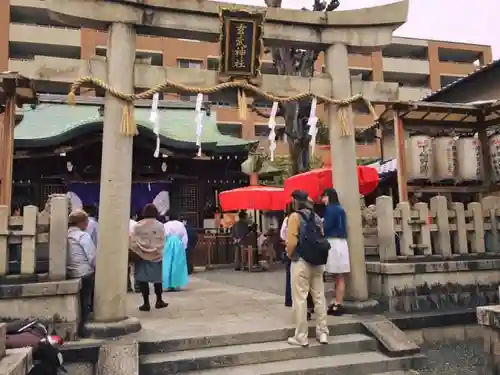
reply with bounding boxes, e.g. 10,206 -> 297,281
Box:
477,306 -> 500,375
88,22 -> 140,336
375,196 -> 397,262
96,340 -> 138,375
324,43 -> 375,309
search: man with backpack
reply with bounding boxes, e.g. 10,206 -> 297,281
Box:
286,190 -> 330,347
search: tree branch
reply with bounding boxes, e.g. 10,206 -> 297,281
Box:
263,0 -> 341,174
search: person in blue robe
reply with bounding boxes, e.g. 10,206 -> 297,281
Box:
162,212 -> 189,290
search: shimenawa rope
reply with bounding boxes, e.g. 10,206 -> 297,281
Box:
67,76 -> 378,137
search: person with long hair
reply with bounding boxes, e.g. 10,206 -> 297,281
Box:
129,204 -> 168,311
322,188 -> 350,316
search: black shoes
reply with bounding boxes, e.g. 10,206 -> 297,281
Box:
155,300 -> 169,309
139,300 -> 169,311
327,303 -> 343,316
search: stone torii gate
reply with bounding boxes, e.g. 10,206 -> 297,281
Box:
44,0 -> 408,336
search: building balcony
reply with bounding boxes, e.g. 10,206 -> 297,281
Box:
383,57 -> 430,75
10,0 -> 45,7
399,86 -> 432,101
439,61 -> 477,76
9,23 -> 81,47
8,56 -> 85,83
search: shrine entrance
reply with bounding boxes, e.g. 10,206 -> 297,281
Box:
43,0 -> 408,336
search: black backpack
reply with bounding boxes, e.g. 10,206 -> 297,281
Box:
296,211 -> 331,266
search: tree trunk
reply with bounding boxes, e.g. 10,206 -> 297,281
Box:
264,0 -> 337,175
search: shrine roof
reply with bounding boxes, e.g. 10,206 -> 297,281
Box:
13,103 -> 256,153
374,100 -> 500,132
421,59 -> 500,102
357,99 -> 500,137
0,71 -> 38,107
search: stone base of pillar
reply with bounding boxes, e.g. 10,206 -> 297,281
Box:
96,340 -> 138,375
84,317 -> 141,339
343,299 -> 380,314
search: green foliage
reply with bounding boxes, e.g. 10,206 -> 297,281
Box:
315,120 -> 330,145
260,153 -> 323,186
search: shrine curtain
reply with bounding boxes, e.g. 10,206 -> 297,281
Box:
66,182 -> 170,217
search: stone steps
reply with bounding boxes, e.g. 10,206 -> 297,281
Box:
173,352 -> 424,375
138,320 -> 424,375
139,321 -> 363,354
141,333 -> 377,374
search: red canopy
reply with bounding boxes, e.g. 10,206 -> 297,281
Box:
284,166 -> 379,202
219,186 -> 285,211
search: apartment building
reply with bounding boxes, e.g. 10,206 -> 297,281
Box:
0,0 -> 493,159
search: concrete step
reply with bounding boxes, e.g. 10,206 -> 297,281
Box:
176,351 -> 426,375
141,333 -> 377,374
0,348 -> 33,375
139,321 -> 364,354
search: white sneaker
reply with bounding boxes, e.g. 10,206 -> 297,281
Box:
317,333 -> 328,344
287,337 -> 309,347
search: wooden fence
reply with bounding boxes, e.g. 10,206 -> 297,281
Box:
363,195 -> 500,261
0,196 -> 68,280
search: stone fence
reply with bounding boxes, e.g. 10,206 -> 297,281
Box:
0,196 -> 81,340
0,196 -> 68,280
364,195 -> 500,313
0,322 -> 33,375
362,195 -> 500,261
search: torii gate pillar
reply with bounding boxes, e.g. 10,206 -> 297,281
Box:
86,22 -> 141,337
325,44 -> 374,309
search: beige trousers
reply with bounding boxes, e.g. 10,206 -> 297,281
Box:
290,258 -> 329,341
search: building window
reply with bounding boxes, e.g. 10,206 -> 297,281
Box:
218,123 -> 242,138
177,59 -> 202,100
177,59 -> 202,69
207,57 -> 219,71
253,100 -> 273,109
95,47 -> 163,66
255,125 -> 285,141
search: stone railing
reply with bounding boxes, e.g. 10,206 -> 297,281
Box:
365,195 -> 500,313
477,306 -> 500,375
0,196 -> 81,340
0,322 -> 33,375
362,195 -> 500,261
0,196 -> 68,281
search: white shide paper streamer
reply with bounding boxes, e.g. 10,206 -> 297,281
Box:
149,93 -> 160,158
195,93 -> 204,157
268,101 -> 279,161
307,97 -> 318,156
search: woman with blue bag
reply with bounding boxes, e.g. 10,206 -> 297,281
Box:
162,211 -> 189,291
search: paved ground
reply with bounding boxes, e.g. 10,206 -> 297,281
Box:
195,266 -> 289,296
126,270 -> 361,341
125,268 -> 487,374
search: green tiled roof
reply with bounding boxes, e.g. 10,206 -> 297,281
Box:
14,104 -> 256,153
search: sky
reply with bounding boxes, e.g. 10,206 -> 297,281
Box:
219,0 -> 498,58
